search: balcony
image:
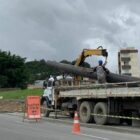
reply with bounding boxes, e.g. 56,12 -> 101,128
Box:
122,65 -> 131,69
121,57 -> 131,62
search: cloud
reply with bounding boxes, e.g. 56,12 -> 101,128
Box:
27,40 -> 57,60
0,0 -> 140,72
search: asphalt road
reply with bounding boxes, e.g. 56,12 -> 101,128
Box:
0,113 -> 140,140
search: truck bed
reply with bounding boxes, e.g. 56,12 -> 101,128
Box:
58,82 -> 140,99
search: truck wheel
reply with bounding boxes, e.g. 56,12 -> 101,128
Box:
93,102 -> 108,125
42,100 -> 50,117
79,101 -> 93,123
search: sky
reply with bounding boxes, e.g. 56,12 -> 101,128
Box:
0,0 -> 140,72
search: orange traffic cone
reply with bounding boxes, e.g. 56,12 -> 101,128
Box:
72,111 -> 80,134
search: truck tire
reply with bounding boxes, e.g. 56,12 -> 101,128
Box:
94,102 -> 108,125
79,101 -> 93,123
42,100 -> 50,117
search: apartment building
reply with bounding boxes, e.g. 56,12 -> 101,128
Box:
118,47 -> 140,77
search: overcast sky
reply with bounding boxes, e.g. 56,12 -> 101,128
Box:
0,0 -> 140,72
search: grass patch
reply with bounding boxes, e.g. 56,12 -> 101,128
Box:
0,88 -> 43,100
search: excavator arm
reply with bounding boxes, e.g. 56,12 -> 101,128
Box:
75,46 -> 108,66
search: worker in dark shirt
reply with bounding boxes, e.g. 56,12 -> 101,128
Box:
43,80 -> 48,89
93,60 -> 109,83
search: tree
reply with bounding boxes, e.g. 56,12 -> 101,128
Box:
0,50 -> 29,89
60,59 -> 90,68
60,60 -> 72,64
72,60 -> 90,68
25,59 -> 91,83
26,59 -> 58,83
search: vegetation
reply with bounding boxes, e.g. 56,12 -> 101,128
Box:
26,59 -> 59,83
26,59 -> 91,84
71,60 -> 90,68
0,88 -> 43,99
0,50 -> 29,89
0,50 -> 91,88
60,59 -> 91,68
60,60 -> 72,64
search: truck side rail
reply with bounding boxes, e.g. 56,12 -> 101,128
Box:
56,81 -> 140,91
56,81 -> 140,98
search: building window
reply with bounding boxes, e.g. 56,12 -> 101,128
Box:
122,65 -> 131,69
121,57 -> 131,62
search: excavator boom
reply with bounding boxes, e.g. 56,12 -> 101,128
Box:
75,46 -> 108,66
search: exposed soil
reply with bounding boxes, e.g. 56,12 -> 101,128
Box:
0,100 -> 24,112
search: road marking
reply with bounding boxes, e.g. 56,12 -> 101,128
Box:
79,133 -> 110,140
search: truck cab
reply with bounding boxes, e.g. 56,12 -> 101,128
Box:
41,77 -> 55,116
41,75 -> 73,117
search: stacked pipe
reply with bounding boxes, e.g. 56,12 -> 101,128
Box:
46,60 -> 140,85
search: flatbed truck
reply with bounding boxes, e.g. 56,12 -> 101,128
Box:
41,81 -> 140,125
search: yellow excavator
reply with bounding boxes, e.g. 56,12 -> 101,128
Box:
74,46 -> 108,82
75,46 -> 108,66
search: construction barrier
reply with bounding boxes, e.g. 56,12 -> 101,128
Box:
23,96 -> 41,121
40,106 -> 140,121
91,113 -> 140,121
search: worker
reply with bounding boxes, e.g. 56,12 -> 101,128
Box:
42,75 -> 54,105
43,85 -> 52,105
43,79 -> 48,89
48,75 -> 55,87
93,60 -> 109,84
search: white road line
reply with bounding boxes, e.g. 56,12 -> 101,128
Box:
79,133 -> 110,140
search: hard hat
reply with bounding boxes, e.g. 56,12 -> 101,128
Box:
98,60 -> 103,65
49,77 -> 54,81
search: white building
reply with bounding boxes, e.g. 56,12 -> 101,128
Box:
118,47 -> 140,77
